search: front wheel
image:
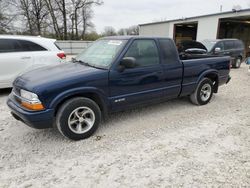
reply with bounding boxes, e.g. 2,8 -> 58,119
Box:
190,78 -> 214,105
56,97 -> 101,140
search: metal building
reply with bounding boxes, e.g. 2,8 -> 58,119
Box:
139,8 -> 250,50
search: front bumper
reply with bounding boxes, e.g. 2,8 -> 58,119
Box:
7,94 -> 54,129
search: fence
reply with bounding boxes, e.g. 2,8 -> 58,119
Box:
56,40 -> 93,55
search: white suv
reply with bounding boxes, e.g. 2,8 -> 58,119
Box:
0,35 -> 66,88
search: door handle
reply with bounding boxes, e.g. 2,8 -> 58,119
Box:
21,56 -> 31,59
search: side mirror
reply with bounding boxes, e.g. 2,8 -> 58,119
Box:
214,47 -> 221,53
118,57 -> 136,72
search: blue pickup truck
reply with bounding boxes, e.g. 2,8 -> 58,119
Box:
7,36 -> 231,140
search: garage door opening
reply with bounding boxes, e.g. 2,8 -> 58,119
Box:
218,16 -> 250,55
174,22 -> 198,43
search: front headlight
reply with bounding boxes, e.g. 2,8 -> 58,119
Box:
20,89 -> 45,111
20,89 -> 40,102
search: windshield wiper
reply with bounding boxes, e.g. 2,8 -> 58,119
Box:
73,59 -> 106,70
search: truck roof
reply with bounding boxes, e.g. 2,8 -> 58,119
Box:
202,39 -> 241,42
102,35 -> 172,40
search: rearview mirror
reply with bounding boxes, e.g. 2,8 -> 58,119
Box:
118,57 -> 136,71
214,47 -> 221,53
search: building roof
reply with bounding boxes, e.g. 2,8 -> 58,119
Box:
139,8 -> 250,26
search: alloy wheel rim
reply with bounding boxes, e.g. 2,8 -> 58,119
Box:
236,59 -> 241,67
200,83 -> 212,102
68,107 -> 95,134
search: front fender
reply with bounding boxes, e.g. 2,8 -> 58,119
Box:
49,87 -> 108,109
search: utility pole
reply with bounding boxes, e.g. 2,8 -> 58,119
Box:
220,5 -> 223,12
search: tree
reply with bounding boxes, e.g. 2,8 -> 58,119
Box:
0,0 -> 13,33
70,0 -> 102,39
81,5 -> 94,39
17,0 -> 49,35
127,25 -> 139,35
0,0 -> 103,39
102,26 -> 116,36
44,0 -> 64,39
117,25 -> 139,36
44,0 -> 102,40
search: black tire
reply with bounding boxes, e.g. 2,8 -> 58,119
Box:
190,78 -> 214,105
232,57 -> 242,69
56,97 -> 101,140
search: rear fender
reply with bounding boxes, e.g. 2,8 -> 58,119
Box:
195,70 -> 219,92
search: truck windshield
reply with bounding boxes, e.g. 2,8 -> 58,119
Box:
201,40 -> 217,52
75,39 -> 127,69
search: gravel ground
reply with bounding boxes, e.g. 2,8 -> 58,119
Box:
0,64 -> 250,188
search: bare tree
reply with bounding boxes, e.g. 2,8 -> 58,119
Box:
44,0 -> 63,38
18,0 -> 49,35
70,0 -> 102,39
81,5 -> 94,39
117,25 -> 139,36
31,0 -> 49,35
102,26 -> 116,36
52,0 -> 68,39
126,25 -> 139,35
1,0 -> 103,39
0,0 -> 15,33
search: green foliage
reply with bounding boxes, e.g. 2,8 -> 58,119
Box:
83,32 -> 102,41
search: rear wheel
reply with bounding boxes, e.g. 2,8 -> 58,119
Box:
190,78 -> 214,105
56,97 -> 101,140
232,57 -> 242,68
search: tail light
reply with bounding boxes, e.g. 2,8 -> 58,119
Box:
57,52 -> 66,59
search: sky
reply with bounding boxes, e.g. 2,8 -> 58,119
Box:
92,0 -> 250,33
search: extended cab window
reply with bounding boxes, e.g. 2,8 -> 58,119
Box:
18,40 -> 47,51
159,39 -> 179,64
0,39 -> 22,53
125,40 -> 160,67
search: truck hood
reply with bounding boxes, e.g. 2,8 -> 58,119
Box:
14,63 -> 108,92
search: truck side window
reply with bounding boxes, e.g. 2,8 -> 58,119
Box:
159,39 -> 179,64
124,40 -> 160,67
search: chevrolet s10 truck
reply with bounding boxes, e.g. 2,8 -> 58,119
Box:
7,36 -> 231,140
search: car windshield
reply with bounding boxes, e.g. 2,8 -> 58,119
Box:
75,39 -> 127,69
201,40 -> 217,52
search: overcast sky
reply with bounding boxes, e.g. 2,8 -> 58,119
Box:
92,0 -> 250,33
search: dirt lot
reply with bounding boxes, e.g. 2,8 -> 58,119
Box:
0,64 -> 250,188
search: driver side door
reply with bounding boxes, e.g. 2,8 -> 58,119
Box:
108,39 -> 165,111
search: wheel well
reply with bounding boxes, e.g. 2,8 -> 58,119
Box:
204,73 -> 219,93
54,93 -> 107,118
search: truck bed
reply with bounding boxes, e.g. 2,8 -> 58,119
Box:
180,56 -> 231,96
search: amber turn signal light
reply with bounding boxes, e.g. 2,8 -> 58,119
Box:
21,102 -> 45,111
